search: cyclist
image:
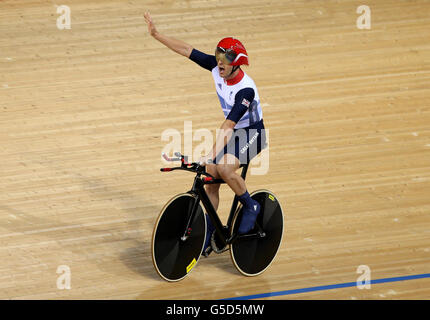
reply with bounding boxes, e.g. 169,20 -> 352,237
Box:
144,12 -> 267,254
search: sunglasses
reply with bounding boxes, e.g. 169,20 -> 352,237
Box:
215,47 -> 237,65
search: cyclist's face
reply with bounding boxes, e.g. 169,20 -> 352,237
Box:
217,58 -> 233,79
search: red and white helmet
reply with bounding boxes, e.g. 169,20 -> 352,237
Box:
215,37 -> 249,66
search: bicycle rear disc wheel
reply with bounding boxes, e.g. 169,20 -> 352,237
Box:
230,189 -> 284,276
152,193 -> 206,281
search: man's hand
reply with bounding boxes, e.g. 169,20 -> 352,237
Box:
143,11 -> 193,58
144,11 -> 158,37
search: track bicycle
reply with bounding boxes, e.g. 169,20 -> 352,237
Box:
151,152 -> 284,281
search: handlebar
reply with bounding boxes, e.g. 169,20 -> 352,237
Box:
160,152 -> 215,180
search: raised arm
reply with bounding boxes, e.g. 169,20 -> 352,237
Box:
144,12 -> 193,58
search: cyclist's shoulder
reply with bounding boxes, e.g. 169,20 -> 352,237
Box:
242,71 -> 258,87
233,76 -> 257,100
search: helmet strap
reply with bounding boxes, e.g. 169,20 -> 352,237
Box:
228,65 -> 240,77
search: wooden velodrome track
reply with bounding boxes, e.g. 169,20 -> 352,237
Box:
1,0 -> 429,300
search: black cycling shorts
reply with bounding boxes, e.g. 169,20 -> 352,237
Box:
213,119 -> 267,165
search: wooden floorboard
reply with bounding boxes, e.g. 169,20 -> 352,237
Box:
0,0 -> 429,299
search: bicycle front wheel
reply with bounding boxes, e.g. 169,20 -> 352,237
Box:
152,193 -> 206,282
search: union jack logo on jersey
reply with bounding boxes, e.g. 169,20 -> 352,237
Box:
241,98 -> 250,107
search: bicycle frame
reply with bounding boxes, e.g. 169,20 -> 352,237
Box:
161,153 -> 264,251
186,164 -> 249,248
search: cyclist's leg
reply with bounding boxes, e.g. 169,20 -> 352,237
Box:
215,154 -> 244,196
217,155 -> 260,234
213,123 -> 266,234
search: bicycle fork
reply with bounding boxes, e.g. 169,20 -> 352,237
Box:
181,193 -> 200,241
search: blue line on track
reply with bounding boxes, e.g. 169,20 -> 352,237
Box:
224,273 -> 430,300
